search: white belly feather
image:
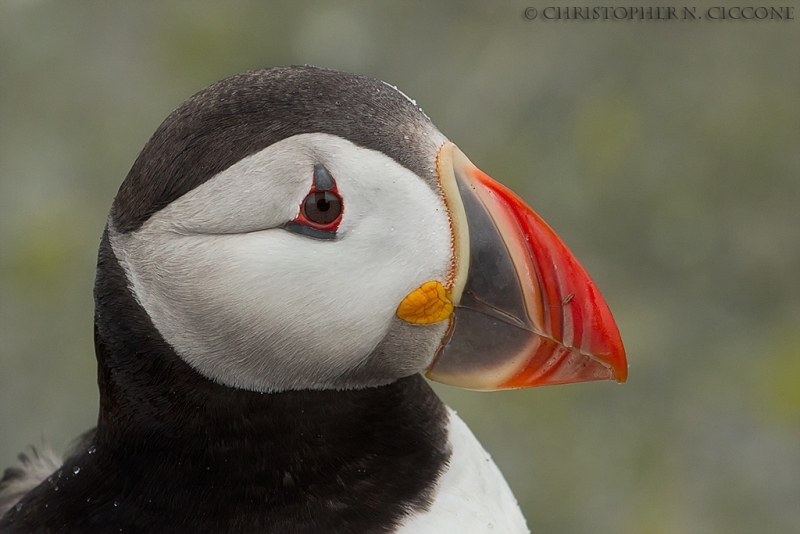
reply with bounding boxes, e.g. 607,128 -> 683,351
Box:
396,408 -> 530,533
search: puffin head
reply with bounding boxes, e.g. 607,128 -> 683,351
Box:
104,66 -> 627,394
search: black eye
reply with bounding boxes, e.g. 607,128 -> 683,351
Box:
302,191 -> 342,225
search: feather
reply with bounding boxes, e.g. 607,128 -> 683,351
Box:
0,445 -> 63,518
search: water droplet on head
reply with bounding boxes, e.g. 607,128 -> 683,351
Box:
88,446 -> 97,455
113,501 -> 120,507
15,502 -> 23,512
73,466 -> 81,475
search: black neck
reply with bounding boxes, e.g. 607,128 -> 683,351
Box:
0,230 -> 450,534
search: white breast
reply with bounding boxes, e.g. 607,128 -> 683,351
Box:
396,408 -> 530,534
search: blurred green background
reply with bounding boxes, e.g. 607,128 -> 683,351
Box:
1,1 -> 798,532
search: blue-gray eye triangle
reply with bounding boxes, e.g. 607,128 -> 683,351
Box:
313,164 -> 336,191
283,221 -> 337,240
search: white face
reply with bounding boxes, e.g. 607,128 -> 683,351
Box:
109,133 -> 453,392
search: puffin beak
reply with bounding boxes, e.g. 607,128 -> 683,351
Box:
426,143 -> 627,390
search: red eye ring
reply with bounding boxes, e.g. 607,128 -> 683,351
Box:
285,164 -> 344,240
297,190 -> 343,231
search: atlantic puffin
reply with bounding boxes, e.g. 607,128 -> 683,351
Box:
0,66 -> 627,534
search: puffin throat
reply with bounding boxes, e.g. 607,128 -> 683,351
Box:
84,229 -> 452,533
